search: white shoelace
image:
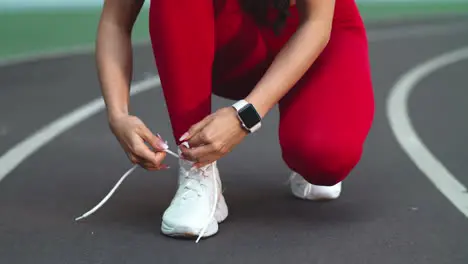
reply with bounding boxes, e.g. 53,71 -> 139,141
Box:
191,164 -> 218,243
74,146 -> 218,243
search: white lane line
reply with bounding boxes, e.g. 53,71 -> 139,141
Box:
1,23 -> 468,183
0,77 -> 160,181
1,21 -> 467,68
367,22 -> 468,42
387,46 -> 468,218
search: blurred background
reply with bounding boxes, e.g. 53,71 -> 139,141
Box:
1,0 -> 468,60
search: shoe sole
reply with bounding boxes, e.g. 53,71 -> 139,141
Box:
289,174 -> 342,201
161,219 -> 219,239
161,194 -> 228,239
291,187 -> 341,201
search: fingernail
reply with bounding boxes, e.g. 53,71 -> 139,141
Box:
179,132 -> 189,142
160,164 -> 170,170
156,134 -> 169,149
156,142 -> 168,150
161,142 -> 169,150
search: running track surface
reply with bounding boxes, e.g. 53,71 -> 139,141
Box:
0,17 -> 468,264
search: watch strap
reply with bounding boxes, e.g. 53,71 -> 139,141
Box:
231,99 -> 262,133
232,99 -> 250,112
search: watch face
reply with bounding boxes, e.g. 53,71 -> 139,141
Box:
239,104 -> 261,129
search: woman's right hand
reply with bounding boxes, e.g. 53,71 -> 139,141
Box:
109,114 -> 168,171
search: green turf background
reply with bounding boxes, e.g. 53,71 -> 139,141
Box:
0,2 -> 468,60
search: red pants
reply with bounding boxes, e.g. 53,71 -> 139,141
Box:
149,0 -> 374,186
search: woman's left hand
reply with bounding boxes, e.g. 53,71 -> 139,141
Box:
180,107 -> 249,168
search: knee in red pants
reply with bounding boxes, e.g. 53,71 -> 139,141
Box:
280,135 -> 363,186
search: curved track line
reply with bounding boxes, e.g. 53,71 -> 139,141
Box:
387,46 -> 468,218
1,22 -> 467,68
0,40 -> 149,68
0,77 -> 160,181
367,22 -> 468,42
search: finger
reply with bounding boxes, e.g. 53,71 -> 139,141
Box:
178,142 -> 191,158
128,153 -> 140,165
139,162 -> 158,170
137,152 -> 167,170
186,129 -> 209,148
154,151 -> 167,166
187,123 -> 220,148
144,151 -> 167,169
139,126 -> 168,151
131,140 -> 161,167
179,115 -> 213,143
129,155 -> 158,171
141,161 -> 170,171
181,144 -> 216,163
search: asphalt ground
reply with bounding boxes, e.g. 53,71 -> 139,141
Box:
1,16 -> 468,264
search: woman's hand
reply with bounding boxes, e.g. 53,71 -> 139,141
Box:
180,107 -> 248,168
109,115 -> 168,171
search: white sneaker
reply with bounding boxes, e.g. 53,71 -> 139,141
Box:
161,156 -> 228,242
289,172 -> 342,200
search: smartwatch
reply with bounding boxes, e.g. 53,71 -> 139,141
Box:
232,99 -> 262,133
